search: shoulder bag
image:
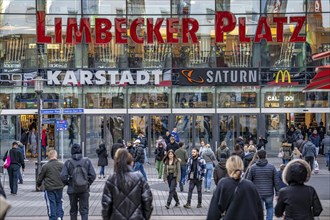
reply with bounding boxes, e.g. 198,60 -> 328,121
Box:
3,150 -> 11,169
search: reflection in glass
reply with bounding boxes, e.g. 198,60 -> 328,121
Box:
86,115 -> 103,157
174,87 -> 214,108
175,115 -> 192,150
240,115 -> 257,144
129,87 -> 169,108
219,115 -> 236,151
218,92 -> 257,108
151,116 -> 168,150
195,115 -> 212,145
131,116 -> 148,140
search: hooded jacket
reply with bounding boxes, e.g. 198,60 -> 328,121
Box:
134,144 -> 145,164
275,160 -> 323,220
213,160 -> 227,185
101,168 -> 153,220
216,146 -> 230,161
321,134 -> 330,153
302,141 -> 317,158
243,152 -> 255,170
247,159 -> 280,197
97,144 -> 108,166
60,145 -> 96,194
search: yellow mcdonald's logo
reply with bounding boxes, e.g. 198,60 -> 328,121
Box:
275,70 -> 291,83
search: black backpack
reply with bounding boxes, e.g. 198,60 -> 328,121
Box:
69,159 -> 89,193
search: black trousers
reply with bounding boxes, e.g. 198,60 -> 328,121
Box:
69,192 -> 89,220
166,173 -> 179,205
187,179 -> 202,205
8,164 -> 20,194
305,156 -> 314,171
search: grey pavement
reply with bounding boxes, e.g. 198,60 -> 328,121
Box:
1,156 -> 329,219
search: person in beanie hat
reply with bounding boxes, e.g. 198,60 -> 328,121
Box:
275,159 -> 323,219
60,144 -> 96,220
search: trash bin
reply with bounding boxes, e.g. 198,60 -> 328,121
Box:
35,160 -> 48,192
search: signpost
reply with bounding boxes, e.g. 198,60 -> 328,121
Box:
41,108 -> 84,161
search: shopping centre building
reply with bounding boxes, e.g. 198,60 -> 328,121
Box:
0,0 -> 329,157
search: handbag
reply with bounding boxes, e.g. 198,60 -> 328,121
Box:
3,150 -> 11,169
277,150 -> 283,158
0,195 -> 11,219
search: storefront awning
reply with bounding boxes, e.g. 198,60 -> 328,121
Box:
304,77 -> 330,91
311,68 -> 330,82
312,51 -> 330,61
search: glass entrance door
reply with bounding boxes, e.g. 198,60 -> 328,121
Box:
0,115 -> 17,156
130,116 -> 148,140
151,115 -> 168,149
219,115 -> 236,151
239,115 -> 258,145
175,115 -> 193,149
195,115 -> 212,148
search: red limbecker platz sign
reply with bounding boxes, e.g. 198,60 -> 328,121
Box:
36,11 -> 306,44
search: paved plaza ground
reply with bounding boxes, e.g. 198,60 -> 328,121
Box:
1,156 -> 329,220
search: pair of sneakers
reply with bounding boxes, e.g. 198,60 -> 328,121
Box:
183,203 -> 202,209
165,202 -> 180,209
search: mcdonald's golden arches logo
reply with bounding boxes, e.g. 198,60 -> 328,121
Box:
275,70 -> 291,83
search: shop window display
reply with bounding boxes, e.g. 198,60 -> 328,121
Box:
218,92 -> 257,108
306,92 -> 329,108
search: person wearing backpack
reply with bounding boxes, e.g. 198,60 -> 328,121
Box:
60,144 -> 96,220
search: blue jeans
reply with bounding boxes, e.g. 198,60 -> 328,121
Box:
282,159 -> 290,165
143,148 -> 150,164
180,165 -> 186,185
204,163 -> 213,190
99,166 -> 105,176
261,196 -> 274,220
325,152 -> 329,167
44,189 -> 64,220
134,162 -> 147,181
42,146 -> 47,159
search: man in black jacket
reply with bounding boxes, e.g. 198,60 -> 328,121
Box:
60,144 -> 96,220
2,142 -> 25,195
110,139 -> 124,160
133,139 -> 148,181
37,150 -> 64,220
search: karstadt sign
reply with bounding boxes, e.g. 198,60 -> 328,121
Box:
46,70 -> 163,86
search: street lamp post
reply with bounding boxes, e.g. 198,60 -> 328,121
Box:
34,76 -> 44,191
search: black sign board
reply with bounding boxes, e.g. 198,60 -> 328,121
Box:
177,68 -> 259,86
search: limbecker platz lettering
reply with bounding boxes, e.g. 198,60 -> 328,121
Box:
37,11 -> 306,44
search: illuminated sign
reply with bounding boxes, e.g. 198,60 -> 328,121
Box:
178,68 -> 259,86
36,11 -> 306,44
275,70 -> 292,83
46,70 -> 163,86
266,95 -> 294,102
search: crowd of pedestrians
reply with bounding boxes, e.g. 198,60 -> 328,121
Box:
0,122 -> 328,220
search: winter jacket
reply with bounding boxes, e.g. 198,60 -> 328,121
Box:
171,131 -> 179,143
28,132 -> 38,145
2,148 -> 25,169
213,160 -> 227,185
134,145 -> 145,164
97,146 -> 108,166
127,146 -> 136,157
175,147 -> 188,166
257,138 -> 268,150
41,130 -> 47,147
247,159 -> 280,197
281,143 -> 292,160
321,134 -> 330,153
231,150 -> 244,159
163,159 -> 181,182
309,134 -> 321,148
275,158 -> 323,219
207,177 -> 263,220
186,156 -> 206,181
296,139 -> 307,152
243,152 -> 255,171
167,142 -> 179,152
137,136 -> 148,148
60,154 -> 96,194
20,131 -> 29,145
201,148 -> 216,164
216,147 -> 230,161
111,143 -> 124,159
101,168 -> 153,220
302,141 -> 317,158
154,147 -> 165,161
37,159 -> 64,191
275,184 -> 322,220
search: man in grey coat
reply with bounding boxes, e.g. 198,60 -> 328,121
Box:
247,150 -> 280,220
302,139 -> 317,170
321,131 -> 330,170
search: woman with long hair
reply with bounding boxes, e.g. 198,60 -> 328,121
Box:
101,149 -> 153,220
207,156 -> 263,220
163,149 -> 181,209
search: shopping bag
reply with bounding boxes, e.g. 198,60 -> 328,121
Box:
314,160 -> 319,174
3,150 -> 11,169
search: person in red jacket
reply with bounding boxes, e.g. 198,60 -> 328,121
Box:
41,127 -> 48,159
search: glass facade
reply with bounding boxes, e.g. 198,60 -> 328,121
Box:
0,0 -> 329,157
